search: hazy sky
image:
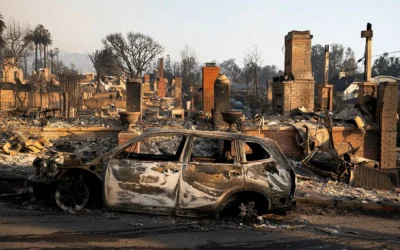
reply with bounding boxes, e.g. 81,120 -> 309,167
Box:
3,0 -> 400,69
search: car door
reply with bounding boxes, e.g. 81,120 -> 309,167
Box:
240,140 -> 292,210
104,133 -> 187,215
176,136 -> 244,217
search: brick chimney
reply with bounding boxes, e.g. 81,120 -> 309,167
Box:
158,58 -> 166,97
284,31 -> 313,80
202,63 -> 220,113
273,30 -> 315,116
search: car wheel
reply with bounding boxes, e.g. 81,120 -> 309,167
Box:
239,202 -> 258,222
55,177 -> 89,212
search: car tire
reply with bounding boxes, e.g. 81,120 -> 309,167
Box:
55,177 -> 90,212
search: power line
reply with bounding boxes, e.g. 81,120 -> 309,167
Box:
372,50 -> 400,58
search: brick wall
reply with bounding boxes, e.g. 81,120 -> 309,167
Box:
0,90 -> 62,110
202,66 -> 220,112
242,127 -> 380,160
332,128 -> 380,160
272,80 -> 314,116
242,128 -> 303,158
378,82 -> 399,169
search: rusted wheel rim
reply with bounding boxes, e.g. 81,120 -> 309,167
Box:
239,202 -> 258,222
55,177 -> 89,212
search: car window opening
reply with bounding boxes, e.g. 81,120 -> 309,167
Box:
190,137 -> 236,164
118,135 -> 187,162
244,141 -> 271,162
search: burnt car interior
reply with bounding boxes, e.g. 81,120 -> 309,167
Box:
116,135 -> 187,162
190,137 -> 236,164
243,141 -> 271,162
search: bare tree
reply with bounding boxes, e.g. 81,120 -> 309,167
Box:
181,45 -> 200,89
3,19 -> 34,66
0,12 -> 6,53
172,61 -> 181,77
243,45 -> 264,117
103,32 -> 164,78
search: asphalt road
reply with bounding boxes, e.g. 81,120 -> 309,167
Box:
0,199 -> 399,250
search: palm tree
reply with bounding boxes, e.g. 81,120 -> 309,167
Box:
0,12 -> 6,51
54,47 -> 60,61
42,29 -> 52,68
49,49 -> 55,73
31,25 -> 44,72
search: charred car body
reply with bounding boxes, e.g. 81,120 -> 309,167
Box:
29,128 -> 296,217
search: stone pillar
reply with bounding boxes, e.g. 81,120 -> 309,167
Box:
361,23 -> 373,82
202,63 -> 220,113
317,45 -> 333,111
324,45 -> 329,84
213,74 -> 230,126
157,58 -> 166,97
153,69 -> 158,92
126,78 -> 142,113
142,74 -> 151,93
317,84 -> 334,111
174,77 -> 182,109
377,81 -> 399,169
267,80 -> 272,102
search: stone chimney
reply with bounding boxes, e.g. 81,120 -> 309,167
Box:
158,58 -> 166,97
284,31 -> 313,80
213,74 -> 230,126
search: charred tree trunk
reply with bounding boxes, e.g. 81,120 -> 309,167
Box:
44,46 -> 47,68
35,45 -> 38,73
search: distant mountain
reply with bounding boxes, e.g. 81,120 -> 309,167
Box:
59,51 -> 94,73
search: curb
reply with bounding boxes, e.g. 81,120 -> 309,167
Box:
296,197 -> 400,213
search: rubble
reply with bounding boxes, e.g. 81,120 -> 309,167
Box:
0,111 -> 124,130
295,170 -> 400,206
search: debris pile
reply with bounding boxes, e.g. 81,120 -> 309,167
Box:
1,132 -> 52,156
45,115 -> 123,128
0,111 -> 124,130
0,135 -> 119,180
293,160 -> 400,205
296,177 -> 400,205
52,137 -> 119,163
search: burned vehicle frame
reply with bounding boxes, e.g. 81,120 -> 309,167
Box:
28,128 -> 296,218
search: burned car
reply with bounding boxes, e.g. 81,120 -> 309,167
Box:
29,128 -> 296,217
